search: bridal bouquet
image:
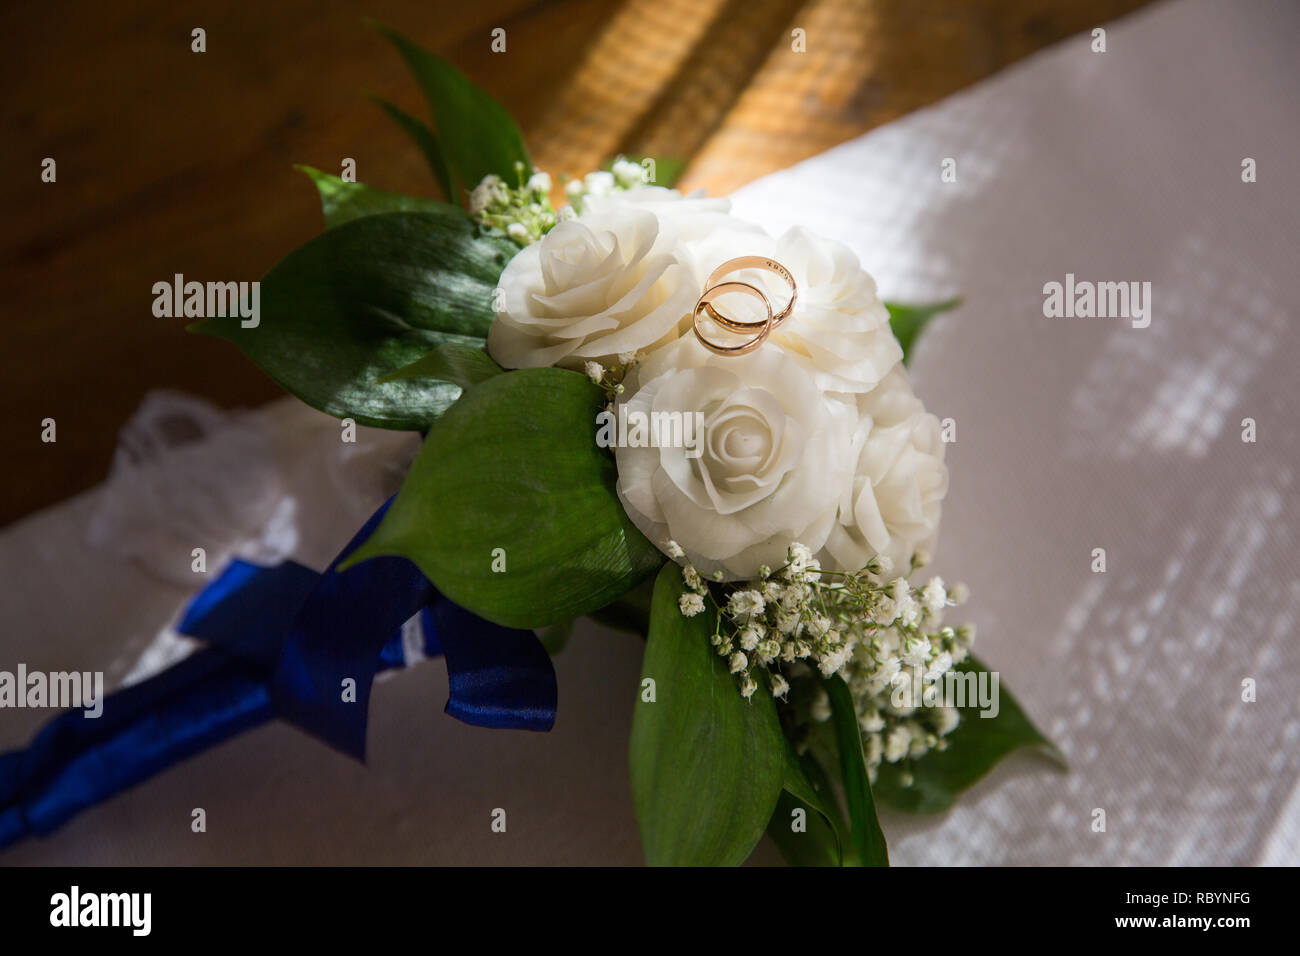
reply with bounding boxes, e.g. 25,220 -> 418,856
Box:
1,26 -> 1061,865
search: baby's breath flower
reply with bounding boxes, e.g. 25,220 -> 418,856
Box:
739,674 -> 758,699
584,361 -> 605,385
950,581 -> 969,604
728,651 -> 748,674
728,590 -> 766,618
770,674 -> 790,699
679,593 -> 705,617
470,170 -> 558,245
922,577 -> 947,614
900,635 -> 931,668
738,624 -> 763,651
665,539 -> 686,560
810,687 -> 832,722
884,726 -> 911,763
787,542 -> 815,574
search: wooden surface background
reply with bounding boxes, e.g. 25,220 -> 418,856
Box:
0,0 -> 1152,527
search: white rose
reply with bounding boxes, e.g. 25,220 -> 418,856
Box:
633,224 -> 902,393
769,227 -> 902,393
486,201 -> 697,370
614,337 -> 855,580
586,186 -> 762,244
820,367 -> 948,574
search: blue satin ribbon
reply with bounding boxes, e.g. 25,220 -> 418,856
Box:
0,498 -> 556,850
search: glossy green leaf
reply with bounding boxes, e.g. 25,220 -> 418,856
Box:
766,746 -> 847,866
191,211 -> 516,430
630,565 -> 786,865
825,676 -> 889,866
587,576 -> 655,636
372,23 -> 530,199
295,166 -> 459,228
369,96 -> 455,201
379,342 -> 503,390
874,656 -> 1066,813
884,297 -> 961,366
343,368 -> 665,627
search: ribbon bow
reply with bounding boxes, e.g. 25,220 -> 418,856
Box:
0,499 -> 556,850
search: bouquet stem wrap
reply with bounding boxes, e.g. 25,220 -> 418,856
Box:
0,499 -> 557,851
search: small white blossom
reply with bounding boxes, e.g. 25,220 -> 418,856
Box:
810,687 -> 832,722
526,171 -> 552,194
925,650 -> 953,681
922,577 -> 947,614
884,726 -> 911,763
611,158 -> 646,187
901,635 -> 932,668
584,170 -> 615,197
728,589 -> 766,618
950,581 -> 970,605
679,593 -> 705,617
935,706 -> 960,736
769,674 -> 790,699
729,651 -> 748,674
738,624 -> 763,651
584,360 -> 605,384
469,174 -> 507,214
682,565 -> 702,591
665,539 -> 685,560
739,674 -> 758,699
787,542 -> 815,574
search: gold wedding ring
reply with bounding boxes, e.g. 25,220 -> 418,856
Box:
692,281 -> 774,356
691,257 -> 797,356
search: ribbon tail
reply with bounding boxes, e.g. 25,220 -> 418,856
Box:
429,602 -> 557,732
269,500 -> 435,760
0,647 -> 273,849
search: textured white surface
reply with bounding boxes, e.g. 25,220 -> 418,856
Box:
729,0 -> 1300,864
2,0 -> 1297,864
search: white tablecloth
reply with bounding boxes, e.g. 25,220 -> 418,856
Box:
3,0 -> 1297,864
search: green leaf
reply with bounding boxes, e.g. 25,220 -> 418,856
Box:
630,565 -> 786,865
825,676 -> 889,866
343,368 -> 665,627
587,576 -> 655,636
874,656 -> 1066,813
884,297 -> 961,366
379,342 -> 504,390
191,211 -> 516,430
371,23 -> 530,199
295,166 -> 460,228
538,619 -> 574,656
369,96 -> 455,201
767,746 -> 847,866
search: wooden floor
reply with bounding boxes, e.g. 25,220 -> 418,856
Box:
0,0 -> 1152,526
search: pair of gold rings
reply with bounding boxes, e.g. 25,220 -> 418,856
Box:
691,256 -> 797,356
